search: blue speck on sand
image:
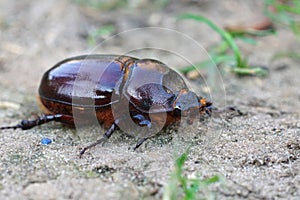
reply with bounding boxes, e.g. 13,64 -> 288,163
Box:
41,138 -> 52,145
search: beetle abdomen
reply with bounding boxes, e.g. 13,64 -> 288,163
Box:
39,55 -> 137,108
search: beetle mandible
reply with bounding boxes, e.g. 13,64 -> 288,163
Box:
1,55 -> 213,156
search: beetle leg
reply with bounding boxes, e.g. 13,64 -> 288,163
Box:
133,137 -> 149,150
211,106 -> 243,116
79,119 -> 120,157
0,114 -> 67,130
223,106 -> 243,115
131,114 -> 153,150
132,114 -> 152,128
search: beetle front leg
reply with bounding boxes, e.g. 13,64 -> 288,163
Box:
211,106 -> 243,116
133,137 -> 149,150
132,114 -> 151,128
0,114 -> 69,130
132,114 -> 153,150
79,119 -> 120,157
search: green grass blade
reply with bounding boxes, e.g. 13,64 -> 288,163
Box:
232,66 -> 268,76
202,175 -> 221,185
179,55 -> 235,74
178,13 -> 246,68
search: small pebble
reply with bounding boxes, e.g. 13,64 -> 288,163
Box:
41,138 -> 52,145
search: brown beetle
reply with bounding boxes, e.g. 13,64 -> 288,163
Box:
1,55 -> 213,156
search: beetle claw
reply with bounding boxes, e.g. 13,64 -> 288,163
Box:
79,136 -> 108,158
79,120 -> 119,157
133,137 -> 149,151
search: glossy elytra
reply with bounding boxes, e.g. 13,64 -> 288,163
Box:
1,55 -> 214,156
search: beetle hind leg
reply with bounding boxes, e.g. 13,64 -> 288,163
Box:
0,114 -> 69,130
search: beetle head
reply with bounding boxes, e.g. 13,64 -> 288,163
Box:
172,89 -> 212,123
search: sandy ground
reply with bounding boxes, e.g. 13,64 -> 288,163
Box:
0,0 -> 299,199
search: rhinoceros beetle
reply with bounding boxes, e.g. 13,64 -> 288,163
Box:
1,55 -> 216,156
